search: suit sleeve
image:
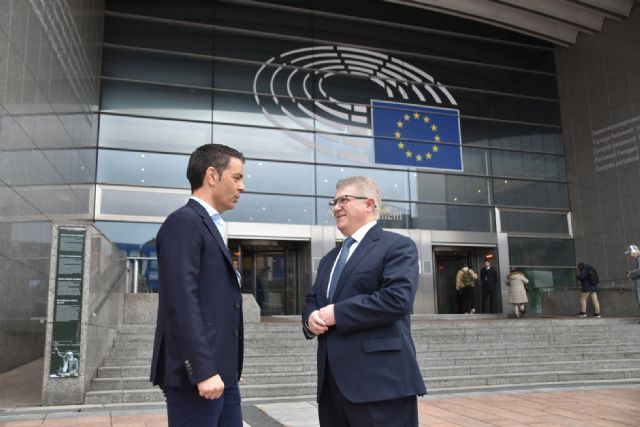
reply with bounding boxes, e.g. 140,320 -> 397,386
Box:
334,236 -> 418,334
159,214 -> 217,384
301,254 -> 333,339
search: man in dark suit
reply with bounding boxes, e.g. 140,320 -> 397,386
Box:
150,144 -> 245,426
480,260 -> 499,314
302,176 -> 426,427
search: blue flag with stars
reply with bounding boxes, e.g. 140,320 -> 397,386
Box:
372,100 -> 463,171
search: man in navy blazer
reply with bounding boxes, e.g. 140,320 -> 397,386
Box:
150,144 -> 245,426
302,176 -> 426,427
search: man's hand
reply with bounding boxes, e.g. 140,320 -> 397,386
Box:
306,309 -> 329,335
318,304 -> 336,327
197,374 -> 224,400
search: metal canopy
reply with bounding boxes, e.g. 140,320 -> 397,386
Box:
385,0 -> 636,46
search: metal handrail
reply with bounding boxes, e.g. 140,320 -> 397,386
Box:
126,256 -> 158,293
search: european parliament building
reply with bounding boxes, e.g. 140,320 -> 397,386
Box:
2,0 -> 640,373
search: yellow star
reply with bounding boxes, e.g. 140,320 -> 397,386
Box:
416,154 -> 422,161
433,145 -> 439,152
413,112 -> 420,119
423,116 -> 430,123
426,152 -> 432,159
396,121 -> 404,128
395,131 -> 401,138
405,150 -> 413,158
404,113 -> 411,121
434,135 -> 441,142
431,124 -> 438,132
397,142 -> 405,149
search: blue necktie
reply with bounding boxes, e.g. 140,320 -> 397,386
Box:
327,237 -> 355,302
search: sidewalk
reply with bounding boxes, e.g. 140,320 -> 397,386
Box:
1,385 -> 639,426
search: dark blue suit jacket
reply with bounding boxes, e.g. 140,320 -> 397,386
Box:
150,199 -> 243,389
303,224 -> 426,403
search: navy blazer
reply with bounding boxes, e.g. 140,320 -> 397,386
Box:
303,224 -> 426,403
150,199 -> 243,389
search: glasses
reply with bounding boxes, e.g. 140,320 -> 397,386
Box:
328,194 -> 369,208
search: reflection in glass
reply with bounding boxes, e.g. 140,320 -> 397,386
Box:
508,237 -> 575,267
95,221 -> 162,256
245,160 -> 314,195
493,179 -> 569,209
316,166 -> 408,200
223,193 -> 315,225
99,188 -> 189,217
98,150 -> 190,188
412,203 -> 492,232
100,114 -> 211,153
410,173 -> 489,204
500,210 -> 569,234
212,124 -> 314,162
491,151 -> 566,180
101,80 -> 212,122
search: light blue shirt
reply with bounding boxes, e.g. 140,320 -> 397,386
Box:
190,196 -> 225,239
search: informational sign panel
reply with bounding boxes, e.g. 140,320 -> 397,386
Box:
49,228 -> 85,378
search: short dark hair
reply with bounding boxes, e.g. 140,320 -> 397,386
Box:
186,144 -> 245,192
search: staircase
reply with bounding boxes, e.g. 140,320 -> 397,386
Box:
84,315 -> 640,404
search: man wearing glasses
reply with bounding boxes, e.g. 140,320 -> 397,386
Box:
302,176 -> 426,427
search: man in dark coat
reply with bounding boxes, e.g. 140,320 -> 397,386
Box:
480,260 -> 499,313
302,176 -> 426,427
150,144 -> 246,426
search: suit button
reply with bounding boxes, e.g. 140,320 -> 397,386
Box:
234,302 -> 241,309
233,330 -> 239,337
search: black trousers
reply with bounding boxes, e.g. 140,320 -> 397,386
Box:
318,363 -> 418,427
461,286 -> 475,313
482,283 -> 498,313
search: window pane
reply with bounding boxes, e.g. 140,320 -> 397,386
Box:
98,150 -> 189,188
493,179 -> 568,209
212,124 -> 314,162
411,203 -> 493,232
491,151 -> 566,180
101,80 -> 212,122
99,114 -> 212,153
223,194 -> 315,225
100,188 -> 189,217
245,161 -> 314,195
501,210 -> 569,234
316,166 -> 409,200
489,122 -> 564,154
95,221 -> 161,255
508,237 -> 575,266
410,173 -> 489,204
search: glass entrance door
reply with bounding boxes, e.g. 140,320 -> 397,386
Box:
229,239 -> 309,316
433,246 -> 497,314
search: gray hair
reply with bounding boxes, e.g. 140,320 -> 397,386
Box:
336,176 -> 382,219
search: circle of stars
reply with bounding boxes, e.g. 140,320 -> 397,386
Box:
394,111 -> 440,162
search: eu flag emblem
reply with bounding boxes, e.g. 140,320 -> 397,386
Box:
372,100 -> 463,171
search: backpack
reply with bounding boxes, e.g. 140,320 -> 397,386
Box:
588,268 -> 599,286
463,270 -> 475,287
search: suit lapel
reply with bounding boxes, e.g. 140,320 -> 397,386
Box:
333,225 -> 381,301
187,200 -> 233,267
319,247 -> 340,305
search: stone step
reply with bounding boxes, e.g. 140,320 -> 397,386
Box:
102,341 -> 640,359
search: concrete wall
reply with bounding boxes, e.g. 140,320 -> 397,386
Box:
556,5 -> 640,288
0,0 -> 104,373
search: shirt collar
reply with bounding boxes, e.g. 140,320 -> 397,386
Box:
347,220 -> 377,244
190,195 -> 221,220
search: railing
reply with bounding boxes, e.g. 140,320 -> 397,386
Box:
126,256 -> 158,293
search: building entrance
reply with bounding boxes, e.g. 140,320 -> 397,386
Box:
433,246 -> 497,314
228,239 -> 311,316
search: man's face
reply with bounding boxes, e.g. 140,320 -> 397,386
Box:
211,157 -> 245,213
331,184 -> 374,236
485,261 -> 491,268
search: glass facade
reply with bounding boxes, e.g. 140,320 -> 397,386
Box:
97,0 -> 574,289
